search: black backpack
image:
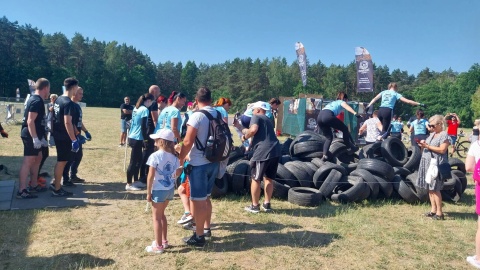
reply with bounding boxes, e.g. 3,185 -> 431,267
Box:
195,110 -> 233,162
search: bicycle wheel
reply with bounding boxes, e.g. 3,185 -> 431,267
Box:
456,141 -> 470,158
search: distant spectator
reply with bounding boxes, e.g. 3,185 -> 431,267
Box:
358,110 -> 383,144
472,119 -> 480,143
47,94 -> 58,147
155,91 -> 186,143
119,96 -> 133,147
157,95 -> 167,115
390,115 -> 404,140
445,113 -> 461,155
409,109 -> 429,144
214,97 -> 232,123
140,85 -> 161,182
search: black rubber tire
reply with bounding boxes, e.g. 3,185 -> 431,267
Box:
281,138 -> 293,155
405,172 -> 428,202
351,169 -> 379,200
261,179 -> 290,200
441,174 -> 463,202
289,131 -> 326,156
393,166 -> 411,177
311,158 -> 324,168
284,161 -> 312,188
338,161 -> 358,174
359,142 -> 382,159
329,141 -> 348,158
331,176 -> 370,203
227,147 -> 244,165
295,151 -> 324,159
448,157 -> 466,174
312,161 -> 347,189
318,170 -> 345,199
226,159 -> 242,192
231,160 -> 250,194
293,141 -> 324,156
211,175 -> 229,198
442,176 -> 457,190
373,175 -> 394,198
280,155 -> 291,165
451,169 -> 467,193
305,161 -> 319,171
403,146 -> 422,172
358,158 -> 395,180
393,175 -> 419,204
288,187 -> 324,207
381,137 -> 409,167
293,161 -> 316,188
276,163 -> 299,188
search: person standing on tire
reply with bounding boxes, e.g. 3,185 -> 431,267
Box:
445,113 -> 461,155
465,138 -> 480,268
317,92 -> 361,161
241,101 -> 281,213
409,109 -> 429,143
416,115 -> 449,221
365,82 -> 424,137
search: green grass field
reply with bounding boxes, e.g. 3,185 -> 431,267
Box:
0,107 -> 478,270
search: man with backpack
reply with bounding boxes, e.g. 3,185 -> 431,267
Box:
179,87 -> 231,247
242,101 -> 281,213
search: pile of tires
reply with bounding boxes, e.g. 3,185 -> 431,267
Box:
215,131 -> 469,206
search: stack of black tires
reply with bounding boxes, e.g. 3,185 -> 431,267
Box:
214,131 -> 468,208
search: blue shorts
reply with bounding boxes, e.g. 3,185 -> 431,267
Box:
188,162 -> 219,201
449,135 -> 457,145
121,119 -> 127,133
151,188 -> 174,203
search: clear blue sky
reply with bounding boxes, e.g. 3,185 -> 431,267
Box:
2,0 -> 478,75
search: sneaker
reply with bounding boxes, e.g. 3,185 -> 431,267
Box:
49,183 -> 56,191
467,256 -> 480,269
71,175 -> 85,183
162,240 -> 169,249
125,184 -> 141,191
183,233 -> 206,247
132,181 -> 146,189
261,202 -> 272,212
28,185 -> 48,193
16,189 -> 38,199
62,181 -> 76,187
245,204 -> 260,213
204,229 -> 212,241
119,143 -> 125,147
52,188 -> 73,197
182,221 -> 196,231
38,172 -> 50,178
177,213 -> 194,224
145,242 -> 164,254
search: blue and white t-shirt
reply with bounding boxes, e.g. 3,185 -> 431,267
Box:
155,106 -> 182,133
323,100 -> 345,116
379,90 -> 402,109
391,121 -> 404,133
412,119 -> 428,135
128,106 -> 149,140
146,150 -> 179,191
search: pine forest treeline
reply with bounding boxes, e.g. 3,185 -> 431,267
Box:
1,17 -> 480,125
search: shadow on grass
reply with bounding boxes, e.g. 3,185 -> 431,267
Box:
82,182 -> 146,201
0,210 -> 114,269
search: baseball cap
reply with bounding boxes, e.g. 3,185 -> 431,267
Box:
251,101 -> 270,111
150,129 -> 175,142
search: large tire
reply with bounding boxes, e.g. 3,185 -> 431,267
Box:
403,146 -> 421,172
381,137 -> 409,167
318,170 -> 345,199
281,138 -> 293,155
293,141 -> 324,156
441,174 -> 463,202
276,163 -> 299,187
331,176 -> 370,203
289,131 -> 326,156
261,179 -> 290,200
451,169 -> 467,193
359,142 -> 382,159
448,157 -> 466,174
295,151 -> 324,159
393,175 -> 419,204
288,187 -> 324,207
311,157 -> 324,168
393,166 -> 411,177
211,175 -> 229,198
351,169 -> 379,200
312,161 -> 347,189
329,141 -> 348,158
294,161 -> 316,187
373,175 -> 394,198
227,147 -> 244,165
358,158 -> 395,180
284,162 -> 312,188
406,172 -> 428,202
231,160 -> 250,194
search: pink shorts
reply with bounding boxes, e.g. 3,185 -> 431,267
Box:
476,182 -> 480,215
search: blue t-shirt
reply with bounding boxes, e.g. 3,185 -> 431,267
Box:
391,121 -> 403,133
412,119 -> 428,135
155,106 -> 182,134
215,106 -> 228,119
129,106 -> 149,140
379,90 -> 403,109
323,100 -> 344,116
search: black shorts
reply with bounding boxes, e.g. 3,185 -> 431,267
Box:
22,137 -> 42,156
250,156 -> 280,181
54,139 -> 73,162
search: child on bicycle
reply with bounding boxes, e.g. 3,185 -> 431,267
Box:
145,129 -> 181,254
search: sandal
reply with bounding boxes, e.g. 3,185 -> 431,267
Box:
424,212 -> 436,217
432,214 -> 444,220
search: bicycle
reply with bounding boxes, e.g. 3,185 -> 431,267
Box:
450,131 -> 470,158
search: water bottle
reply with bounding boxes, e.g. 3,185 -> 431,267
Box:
205,136 -> 214,157
242,139 -> 249,149
206,136 -> 214,147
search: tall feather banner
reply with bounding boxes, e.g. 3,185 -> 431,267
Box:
355,47 -> 374,92
295,42 -> 307,87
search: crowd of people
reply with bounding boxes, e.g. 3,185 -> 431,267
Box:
6,79 -> 480,266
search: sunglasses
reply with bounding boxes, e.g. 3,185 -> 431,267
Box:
428,123 -> 441,128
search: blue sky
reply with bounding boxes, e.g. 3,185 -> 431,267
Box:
2,0 -> 478,75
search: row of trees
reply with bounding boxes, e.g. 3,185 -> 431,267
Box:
1,17 -> 479,125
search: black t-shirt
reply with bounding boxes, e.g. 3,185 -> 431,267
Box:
52,96 -> 74,140
120,103 -> 134,120
21,94 -> 46,139
249,114 -> 281,161
146,102 -> 158,135
71,102 -> 83,134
